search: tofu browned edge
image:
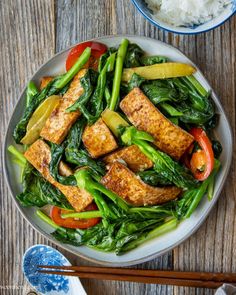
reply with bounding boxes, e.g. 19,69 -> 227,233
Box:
24,139 -> 93,212
101,161 -> 182,206
103,145 -> 153,173
120,87 -> 194,160
82,118 -> 118,158
40,69 -> 87,144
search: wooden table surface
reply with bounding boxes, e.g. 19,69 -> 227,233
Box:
0,1 -> 235,294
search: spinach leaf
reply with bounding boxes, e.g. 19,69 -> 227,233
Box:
138,169 -> 172,186
65,119 -> 105,176
121,126 -> 198,190
66,70 -> 95,113
140,55 -> 168,65
141,76 -> 214,125
17,162 -> 72,209
49,143 -> 77,186
142,79 -> 180,104
68,53 -> 116,124
124,43 -> 144,68
127,73 -> 145,92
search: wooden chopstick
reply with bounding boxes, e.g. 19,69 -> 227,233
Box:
38,269 -> 225,288
38,265 -> 236,283
38,265 -> 236,288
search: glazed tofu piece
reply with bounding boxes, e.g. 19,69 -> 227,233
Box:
40,76 -> 53,90
120,87 -> 194,160
40,69 -> 87,144
24,139 -> 93,212
82,118 -> 118,158
103,145 -> 153,173
101,161 -> 181,206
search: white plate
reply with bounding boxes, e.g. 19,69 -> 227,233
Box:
3,35 -> 233,266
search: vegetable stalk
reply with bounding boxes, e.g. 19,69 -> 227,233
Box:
74,168 -> 130,217
55,47 -> 91,89
109,38 -> 129,111
36,210 -> 60,230
61,211 -> 102,219
8,145 -> 27,168
184,159 -> 220,218
116,218 -> 178,254
26,81 -> 38,106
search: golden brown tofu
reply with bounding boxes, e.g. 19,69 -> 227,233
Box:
40,69 -> 87,144
103,145 -> 153,173
24,139 -> 93,212
101,161 -> 181,206
82,118 -> 118,158
40,76 -> 53,90
120,88 -> 194,160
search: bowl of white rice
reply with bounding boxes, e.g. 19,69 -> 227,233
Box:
131,0 -> 236,34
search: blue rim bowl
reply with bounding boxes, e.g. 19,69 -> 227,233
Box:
131,0 -> 236,35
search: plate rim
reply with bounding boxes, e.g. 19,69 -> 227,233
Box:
3,34 -> 233,266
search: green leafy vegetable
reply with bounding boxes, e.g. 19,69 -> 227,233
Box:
49,143 -> 77,186
142,79 -> 180,104
17,162 -> 72,209
8,145 -> 27,168
68,53 -> 116,124
140,75 -> 214,125
74,168 -> 130,218
176,159 -> 220,218
116,218 -> 178,255
121,126 -> 198,189
138,170 -> 172,186
140,55 -> 168,66
26,81 -> 39,106
64,119 -> 105,175
13,47 -> 91,143
66,70 -> 95,113
127,73 -> 145,92
124,43 -> 144,68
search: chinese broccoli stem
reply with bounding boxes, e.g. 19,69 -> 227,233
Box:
55,47 -> 91,89
8,145 -> 27,168
109,39 -> 129,111
61,211 -> 102,219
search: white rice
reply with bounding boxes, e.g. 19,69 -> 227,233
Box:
145,0 -> 231,27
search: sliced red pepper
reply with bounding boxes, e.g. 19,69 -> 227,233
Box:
51,203 -> 101,229
189,127 -> 214,181
66,41 -> 107,71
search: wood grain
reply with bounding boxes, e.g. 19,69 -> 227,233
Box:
173,18 -> 236,295
0,0 -> 55,294
0,0 -> 235,294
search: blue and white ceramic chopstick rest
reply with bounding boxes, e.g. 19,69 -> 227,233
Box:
23,245 -> 87,295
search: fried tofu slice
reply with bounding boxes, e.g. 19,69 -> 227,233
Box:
40,76 -> 53,90
24,139 -> 93,212
101,161 -> 181,206
120,88 -> 194,160
82,118 -> 118,158
40,69 -> 87,144
103,145 -> 153,173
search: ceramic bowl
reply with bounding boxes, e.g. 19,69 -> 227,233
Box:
23,244 -> 86,295
131,0 -> 236,34
4,35 -> 232,266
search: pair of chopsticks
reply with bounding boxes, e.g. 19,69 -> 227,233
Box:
38,265 -> 236,289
